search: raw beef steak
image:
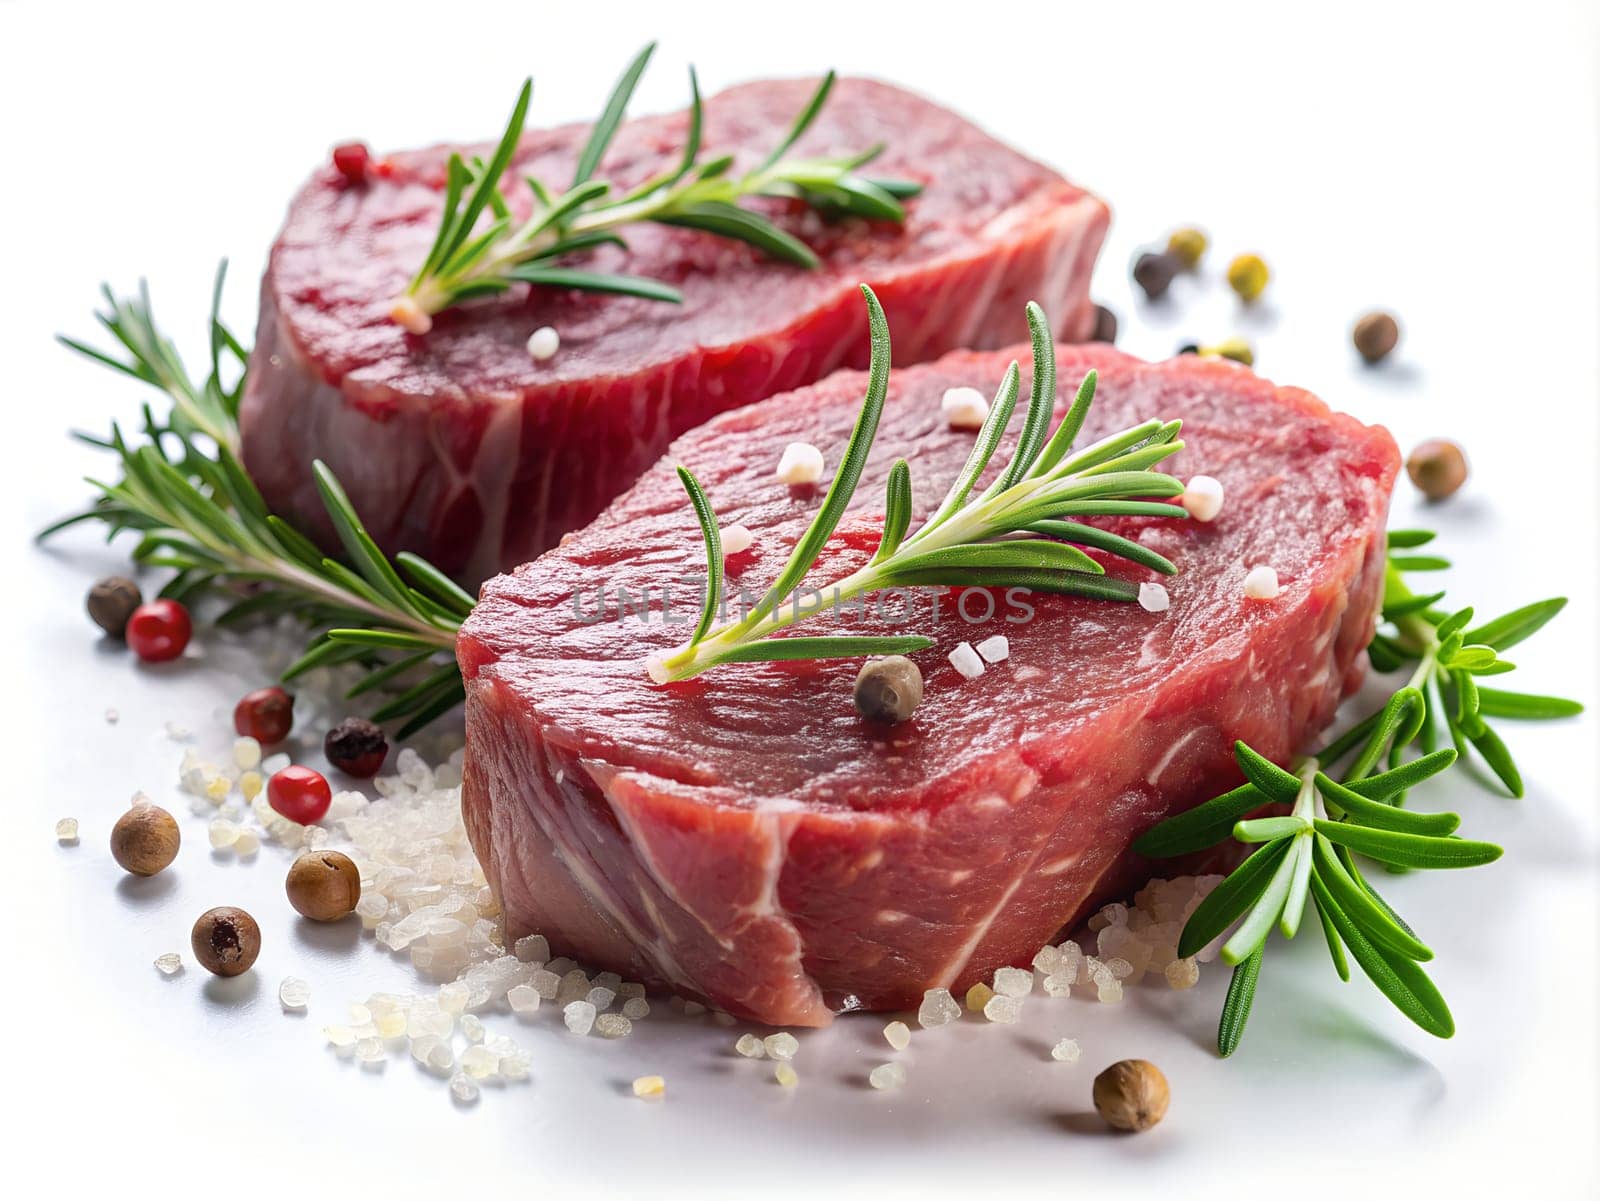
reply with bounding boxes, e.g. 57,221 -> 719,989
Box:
457,343 -> 1400,1026
239,78 -> 1109,583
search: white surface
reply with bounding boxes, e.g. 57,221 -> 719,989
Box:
3,1 -> 1597,1196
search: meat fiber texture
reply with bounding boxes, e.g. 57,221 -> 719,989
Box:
457,344 -> 1400,1026
239,78 -> 1109,584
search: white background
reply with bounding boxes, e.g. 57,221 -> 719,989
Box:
2,1 -> 1596,1196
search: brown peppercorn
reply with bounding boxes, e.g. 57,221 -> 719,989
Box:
1166,227 -> 1208,269
1132,252 -> 1181,301
1406,439 -> 1469,502
1226,253 -> 1270,302
87,576 -> 142,639
854,656 -> 924,724
109,804 -> 181,876
1092,1059 -> 1170,1132
324,717 -> 389,778
191,906 -> 261,977
1353,311 -> 1400,364
1090,303 -> 1118,344
285,850 -> 362,921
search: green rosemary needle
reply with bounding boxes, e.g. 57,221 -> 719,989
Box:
393,45 -> 921,332
649,286 -> 1190,683
1134,531 -> 1581,1056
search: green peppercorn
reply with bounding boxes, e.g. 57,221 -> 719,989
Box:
1201,337 -> 1254,366
1353,311 -> 1400,364
1091,304 -> 1118,344
1226,253 -> 1270,302
854,656 -> 924,724
1166,227 -> 1208,269
1132,252 -> 1180,301
87,575 -> 142,638
1406,439 -> 1468,502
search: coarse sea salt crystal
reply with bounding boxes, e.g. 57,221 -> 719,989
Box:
461,1046 -> 498,1079
563,1000 -> 596,1035
233,736 -> 262,770
1165,958 -> 1200,990
940,386 -> 988,429
278,977 -> 311,1011
720,524 -> 754,557
233,829 -> 260,856
592,971 -> 622,991
153,952 -> 183,976
508,985 -> 541,1015
324,1025 -> 358,1051
595,1013 -> 632,1039
449,1072 -> 480,1103
1181,475 -> 1225,522
983,994 -> 1023,1024
883,1021 -> 911,1050
530,969 -> 561,1000
356,1038 -> 385,1065
735,1034 -> 766,1059
993,966 -> 1032,998
1096,978 -> 1124,1004
1032,945 -> 1062,976
461,1014 -> 486,1043
437,981 -> 470,1014
208,818 -> 240,850
965,981 -> 995,1012
632,1075 -> 666,1099
1050,1038 -> 1081,1063
1138,582 -> 1171,613
55,818 -> 79,844
975,634 -> 1010,663
617,982 -> 646,1000
948,642 -> 984,680
1243,565 -> 1280,600
774,1062 -> 798,1087
683,1000 -> 707,1017
763,1032 -> 799,1061
1043,974 -> 1072,998
622,997 -> 650,1020
775,442 -> 825,485
514,933 -> 549,963
526,326 -> 560,361
587,986 -> 616,1011
869,1062 -> 907,1090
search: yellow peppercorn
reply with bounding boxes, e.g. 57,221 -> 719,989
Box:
1227,253 -> 1270,302
1200,337 -> 1254,366
1166,227 -> 1208,269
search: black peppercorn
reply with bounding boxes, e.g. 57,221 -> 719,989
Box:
87,575 -> 142,638
1177,343 -> 1200,356
325,716 -> 390,778
1091,304 -> 1118,344
854,656 -> 924,724
1132,252 -> 1180,301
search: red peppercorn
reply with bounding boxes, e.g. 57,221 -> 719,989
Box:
332,141 -> 370,184
267,765 -> 333,825
125,600 -> 192,662
234,686 -> 295,744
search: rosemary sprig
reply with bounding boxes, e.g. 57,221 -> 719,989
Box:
1134,533 -> 1581,1055
651,286 -> 1190,683
393,45 -> 921,332
44,273 -> 470,736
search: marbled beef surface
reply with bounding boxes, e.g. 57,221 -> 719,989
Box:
241,78 -> 1109,582
458,343 -> 1399,1025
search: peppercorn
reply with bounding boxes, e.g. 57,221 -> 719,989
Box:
854,656 -> 924,724
87,576 -> 142,639
125,599 -> 192,663
191,906 -> 261,977
1092,1059 -> 1170,1132
285,850 -> 362,921
1132,252 -> 1180,301
110,804 -> 181,876
267,765 -> 333,825
1353,311 -> 1400,364
331,141 -> 370,184
1406,439 -> 1468,502
1201,337 -> 1254,366
1177,342 -> 1200,356
1226,253 -> 1270,302
324,716 -> 389,778
1090,303 -> 1118,344
1166,227 -> 1208,269
234,686 -> 295,744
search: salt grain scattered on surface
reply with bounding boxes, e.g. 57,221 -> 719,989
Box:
153,953 -> 182,977
1050,1038 -> 1081,1063
562,1000 -> 596,1035
868,1062 -> 907,1090
917,988 -> 961,1029
763,1032 -> 799,1061
526,326 -> 560,361
975,635 -> 1010,663
983,994 -> 1023,1024
883,1020 -> 911,1050
993,966 -> 1032,997
1181,474 -> 1225,522
720,524 -> 754,557
735,1034 -> 765,1059
1243,565 -> 1281,600
278,977 -> 310,1011
55,818 -> 78,844
774,1062 -> 798,1087
940,386 -> 989,429
965,981 -> 995,1012
632,1075 -> 666,1099
1138,582 -> 1171,613
775,442 -> 825,485
948,642 -> 985,680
